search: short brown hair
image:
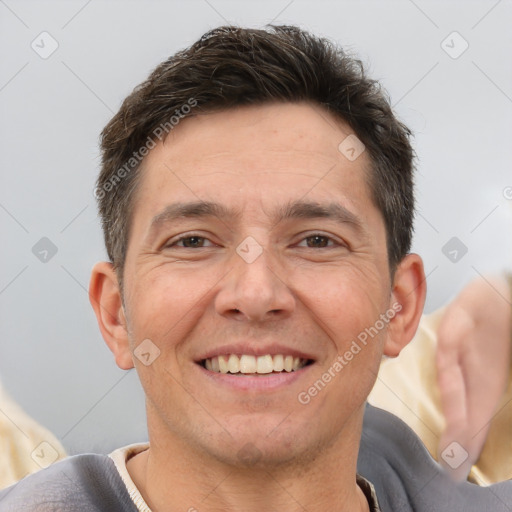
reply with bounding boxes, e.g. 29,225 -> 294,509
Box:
97,25 -> 415,286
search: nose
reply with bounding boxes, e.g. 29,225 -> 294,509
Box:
215,243 -> 296,323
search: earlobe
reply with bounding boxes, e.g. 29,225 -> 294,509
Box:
383,253 -> 426,357
89,262 -> 134,370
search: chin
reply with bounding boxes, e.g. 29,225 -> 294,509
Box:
208,441 -> 306,470
201,417 -> 321,469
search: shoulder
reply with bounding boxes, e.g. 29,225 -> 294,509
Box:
0,453 -> 137,512
359,404 -> 512,512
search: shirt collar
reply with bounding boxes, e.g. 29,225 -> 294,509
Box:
110,444 -> 381,512
357,474 -> 382,511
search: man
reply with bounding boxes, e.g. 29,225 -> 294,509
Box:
1,25 -> 510,511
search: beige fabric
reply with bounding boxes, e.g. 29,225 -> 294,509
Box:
369,310 -> 512,485
0,382 -> 67,489
109,443 -> 152,512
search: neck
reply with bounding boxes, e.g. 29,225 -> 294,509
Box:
127,408 -> 369,512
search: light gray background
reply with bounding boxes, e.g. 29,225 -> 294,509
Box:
1,0 -> 511,455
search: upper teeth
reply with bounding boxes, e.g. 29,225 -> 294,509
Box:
204,354 -> 307,374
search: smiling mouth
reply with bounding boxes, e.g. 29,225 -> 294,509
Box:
201,354 -> 313,375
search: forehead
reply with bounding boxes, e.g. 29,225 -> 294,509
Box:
134,102 -> 377,224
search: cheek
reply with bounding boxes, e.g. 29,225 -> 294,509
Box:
125,266 -> 210,349
295,264 -> 387,336
294,263 -> 388,398
124,262 -> 238,378
134,262 -> 217,310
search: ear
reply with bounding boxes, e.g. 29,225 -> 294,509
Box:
89,261 -> 134,370
383,253 -> 426,357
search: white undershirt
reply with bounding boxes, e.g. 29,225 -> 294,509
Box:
109,443 -> 152,512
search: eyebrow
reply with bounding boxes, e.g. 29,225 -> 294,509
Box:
145,201 -> 239,241
149,201 -> 238,227
146,199 -> 366,239
275,200 -> 364,231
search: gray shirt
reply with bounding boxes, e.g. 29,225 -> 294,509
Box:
1,404 -> 510,511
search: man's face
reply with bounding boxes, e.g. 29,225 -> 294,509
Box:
121,102 -> 393,467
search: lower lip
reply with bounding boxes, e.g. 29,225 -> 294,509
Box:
196,363 -> 313,391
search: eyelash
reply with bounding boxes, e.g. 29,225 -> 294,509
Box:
165,233 -> 342,249
296,234 -> 340,248
167,235 -> 215,248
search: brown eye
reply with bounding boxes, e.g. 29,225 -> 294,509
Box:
164,233 -> 217,250
179,236 -> 207,248
304,235 -> 331,248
